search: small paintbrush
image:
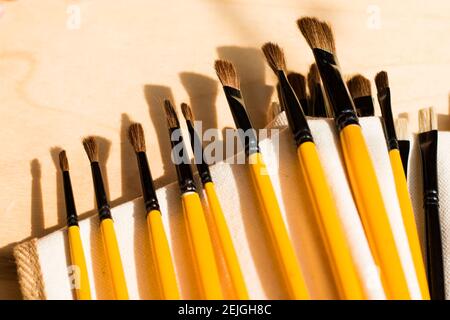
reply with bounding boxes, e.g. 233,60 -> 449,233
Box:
418,107 -> 445,300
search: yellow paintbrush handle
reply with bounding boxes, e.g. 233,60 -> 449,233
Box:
100,218 -> 129,300
297,141 -> 366,299
248,152 -> 309,300
340,124 -> 410,299
67,225 -> 91,300
147,210 -> 180,300
182,192 -> 223,299
204,181 -> 248,300
389,149 -> 430,300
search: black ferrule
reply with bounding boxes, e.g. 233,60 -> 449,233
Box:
377,88 -> 399,150
169,127 -> 197,194
186,120 -> 212,185
62,171 -> 78,227
223,86 -> 259,156
312,84 -> 327,117
398,140 -> 410,178
90,162 -> 112,221
276,70 -> 313,147
136,152 -> 160,214
418,130 -> 445,299
353,96 -> 375,117
419,130 -> 439,200
312,48 -> 359,131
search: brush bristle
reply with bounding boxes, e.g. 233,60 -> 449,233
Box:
375,71 -> 389,91
419,107 -> 437,133
307,64 -> 321,96
128,123 -> 146,153
287,72 -> 307,101
267,101 -> 283,123
347,74 -> 372,99
214,60 -> 240,89
82,136 -> 98,162
261,42 -> 286,73
297,17 -> 336,54
395,118 -> 409,140
181,102 -> 194,122
59,150 -> 69,171
164,99 -> 179,128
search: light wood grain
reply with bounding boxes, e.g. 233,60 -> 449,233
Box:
0,0 -> 449,299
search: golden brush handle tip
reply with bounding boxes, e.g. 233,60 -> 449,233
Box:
297,142 -> 366,299
67,225 -> 91,300
389,150 -> 430,300
100,218 -> 129,300
182,192 -> 223,300
147,210 -> 180,300
248,152 -> 309,300
340,124 -> 410,300
204,182 -> 249,300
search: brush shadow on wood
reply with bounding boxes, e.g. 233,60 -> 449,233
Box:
437,93 -> 450,131
117,113 -> 141,206
179,72 -> 226,165
30,159 -> 45,238
143,85 -> 177,188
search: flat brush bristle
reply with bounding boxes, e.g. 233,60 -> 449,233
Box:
419,107 -> 437,133
128,123 -> 146,153
164,99 -> 179,128
347,74 -> 372,99
261,42 -> 286,72
181,102 -> 194,122
307,64 -> 321,95
82,136 -> 98,162
395,118 -> 409,140
214,60 -> 240,89
297,17 -> 336,54
287,72 -> 307,100
375,71 -> 389,91
59,150 -> 69,171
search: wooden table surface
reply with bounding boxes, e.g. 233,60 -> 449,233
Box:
0,0 -> 449,299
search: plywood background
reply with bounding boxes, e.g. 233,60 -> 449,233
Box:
0,0 -> 449,299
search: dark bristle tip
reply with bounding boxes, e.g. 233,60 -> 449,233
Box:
82,136 -> 99,162
214,59 -> 240,89
347,74 -> 372,99
297,17 -> 335,54
287,72 -> 307,100
128,123 -> 146,153
181,103 -> 194,122
59,150 -> 69,171
261,42 -> 286,72
307,64 -> 321,97
163,99 -> 179,128
375,71 -> 389,91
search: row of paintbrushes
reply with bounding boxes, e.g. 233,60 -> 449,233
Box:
57,16 -> 443,300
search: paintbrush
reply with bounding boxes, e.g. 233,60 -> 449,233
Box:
215,59 -> 309,300
262,42 -> 365,299
418,107 -> 445,300
347,74 -> 375,117
59,150 -> 91,300
287,72 -> 309,115
83,137 -> 128,299
181,103 -> 248,299
307,63 -> 328,117
375,71 -> 429,300
128,123 -> 180,299
163,99 -> 223,300
395,118 -> 410,177
297,17 -> 410,299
